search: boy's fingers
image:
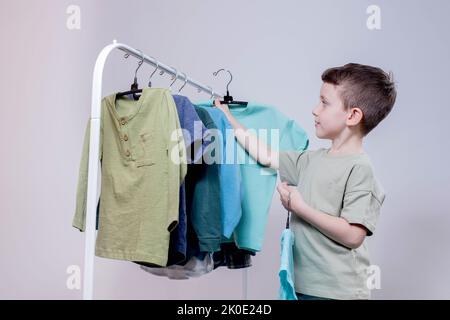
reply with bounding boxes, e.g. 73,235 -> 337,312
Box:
276,183 -> 283,195
276,183 -> 281,193
279,182 -> 288,191
276,183 -> 288,197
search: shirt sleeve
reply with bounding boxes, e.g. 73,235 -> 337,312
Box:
278,151 -> 306,186
278,119 -> 309,186
72,117 -> 103,232
340,164 -> 386,236
279,119 -> 309,151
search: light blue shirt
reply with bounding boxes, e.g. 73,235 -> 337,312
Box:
194,104 -> 242,239
279,228 -> 297,300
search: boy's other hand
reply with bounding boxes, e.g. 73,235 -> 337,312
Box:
277,182 -> 306,214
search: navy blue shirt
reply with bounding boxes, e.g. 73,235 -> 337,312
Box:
166,95 -> 209,265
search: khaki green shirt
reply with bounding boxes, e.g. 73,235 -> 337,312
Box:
279,148 -> 385,300
73,88 -> 187,266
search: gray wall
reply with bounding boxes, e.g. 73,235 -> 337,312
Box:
1,0 -> 449,299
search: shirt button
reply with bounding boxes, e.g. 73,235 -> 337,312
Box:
121,120 -> 126,125
125,150 -> 130,157
123,134 -> 128,141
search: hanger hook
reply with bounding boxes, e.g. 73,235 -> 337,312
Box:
169,69 -> 179,89
213,68 -> 233,93
206,86 -> 214,99
134,50 -> 144,80
178,73 -> 188,93
148,59 -> 159,87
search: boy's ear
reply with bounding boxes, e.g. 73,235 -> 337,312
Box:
346,107 -> 364,127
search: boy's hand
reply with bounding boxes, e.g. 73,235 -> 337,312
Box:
213,98 -> 233,119
278,183 -> 367,249
277,182 -> 307,214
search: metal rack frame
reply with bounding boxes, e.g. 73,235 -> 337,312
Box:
82,40 -> 250,300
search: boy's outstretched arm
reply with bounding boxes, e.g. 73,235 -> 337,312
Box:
213,99 -> 279,170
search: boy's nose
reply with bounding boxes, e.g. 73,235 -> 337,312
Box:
312,105 -> 319,117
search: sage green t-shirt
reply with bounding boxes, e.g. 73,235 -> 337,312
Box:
279,148 -> 385,300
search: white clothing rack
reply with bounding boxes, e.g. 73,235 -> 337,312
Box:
82,40 -> 248,300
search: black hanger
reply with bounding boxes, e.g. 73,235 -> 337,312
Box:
286,192 -> 291,229
213,69 -> 248,106
116,50 -> 145,101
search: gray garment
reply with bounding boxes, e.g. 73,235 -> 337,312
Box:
140,252 -> 214,279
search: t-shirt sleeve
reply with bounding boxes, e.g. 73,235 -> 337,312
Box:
279,119 -> 309,152
340,164 -> 386,236
278,119 -> 309,186
278,151 -> 306,186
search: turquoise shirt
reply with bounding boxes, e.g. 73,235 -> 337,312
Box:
194,101 -> 309,252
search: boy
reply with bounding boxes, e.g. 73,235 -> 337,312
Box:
213,63 -> 397,300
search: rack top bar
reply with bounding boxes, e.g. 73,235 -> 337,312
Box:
113,40 -> 223,99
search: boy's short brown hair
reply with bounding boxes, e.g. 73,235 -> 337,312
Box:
321,63 -> 397,136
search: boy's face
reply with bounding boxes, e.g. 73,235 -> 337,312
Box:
312,83 -> 351,139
